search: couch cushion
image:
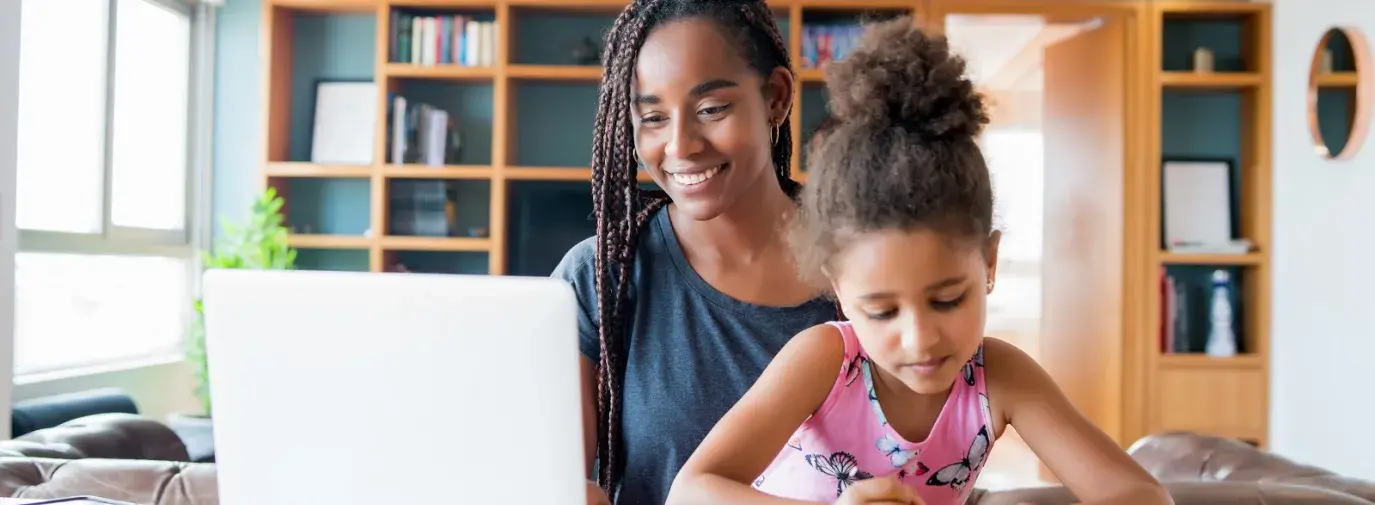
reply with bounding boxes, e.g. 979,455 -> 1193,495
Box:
969,481 -> 1374,505
0,458 -> 217,505
1128,431 -> 1375,502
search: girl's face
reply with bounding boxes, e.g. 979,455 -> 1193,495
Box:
631,18 -> 793,221
829,228 -> 1000,395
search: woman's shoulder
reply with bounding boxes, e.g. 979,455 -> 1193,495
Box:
552,236 -> 598,278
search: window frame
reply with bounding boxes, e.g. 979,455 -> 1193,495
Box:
14,0 -> 212,378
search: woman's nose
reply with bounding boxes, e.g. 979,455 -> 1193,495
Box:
665,117 -> 705,160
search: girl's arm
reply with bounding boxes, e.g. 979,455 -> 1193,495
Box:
984,338 -> 1173,505
665,324 -> 845,505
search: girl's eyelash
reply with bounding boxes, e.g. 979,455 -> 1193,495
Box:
932,294 -> 966,311
866,310 -> 896,321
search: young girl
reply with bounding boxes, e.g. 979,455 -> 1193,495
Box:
665,19 -> 1173,505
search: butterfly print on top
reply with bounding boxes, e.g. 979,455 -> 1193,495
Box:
843,354 -> 868,387
750,323 -> 993,505
925,425 -> 991,491
961,345 -> 985,386
805,451 -> 874,497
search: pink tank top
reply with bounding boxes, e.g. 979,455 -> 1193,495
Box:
751,321 -> 994,505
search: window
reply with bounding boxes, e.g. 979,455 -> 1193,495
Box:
15,0 -> 201,376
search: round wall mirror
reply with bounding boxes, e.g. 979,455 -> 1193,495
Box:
1307,27 -> 1373,160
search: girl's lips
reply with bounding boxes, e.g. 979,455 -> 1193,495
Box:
903,356 -> 950,376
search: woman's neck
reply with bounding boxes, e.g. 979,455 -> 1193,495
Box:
671,172 -> 796,265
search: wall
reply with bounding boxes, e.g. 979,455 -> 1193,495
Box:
1270,0 -> 1375,480
0,0 -> 22,440
212,0 -> 264,237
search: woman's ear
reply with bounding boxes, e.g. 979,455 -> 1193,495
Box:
767,66 -> 795,124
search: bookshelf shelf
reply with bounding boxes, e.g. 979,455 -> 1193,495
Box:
1160,72 -> 1262,89
797,68 -> 826,82
265,162 -> 372,178
380,236 -> 492,251
1315,72 -> 1360,87
1159,353 -> 1264,370
507,65 -> 602,80
382,164 -> 494,179
505,0 -> 628,9
384,63 -> 496,80
390,0 -> 499,7
794,0 -> 913,8
1159,252 -> 1263,266
288,234 -> 374,249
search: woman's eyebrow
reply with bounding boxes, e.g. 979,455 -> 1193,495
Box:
690,79 -> 739,95
633,79 -> 740,106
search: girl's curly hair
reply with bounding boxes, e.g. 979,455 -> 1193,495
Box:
791,17 -> 994,286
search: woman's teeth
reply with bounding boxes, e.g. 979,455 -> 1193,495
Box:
672,165 -> 723,186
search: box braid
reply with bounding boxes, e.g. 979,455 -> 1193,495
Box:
587,0 -> 812,493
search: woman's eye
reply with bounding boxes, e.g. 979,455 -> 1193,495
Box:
641,114 -> 667,125
931,294 -> 966,312
698,104 -> 731,117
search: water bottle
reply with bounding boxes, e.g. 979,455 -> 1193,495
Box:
1205,269 -> 1237,357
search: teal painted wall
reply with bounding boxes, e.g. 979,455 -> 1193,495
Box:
211,0 -> 262,243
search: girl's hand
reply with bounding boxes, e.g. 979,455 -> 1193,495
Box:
834,476 -> 925,505
585,480 -> 611,505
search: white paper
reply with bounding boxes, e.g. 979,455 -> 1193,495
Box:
311,81 -> 376,166
1163,160 -> 1233,246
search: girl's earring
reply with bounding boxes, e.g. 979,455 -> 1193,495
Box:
769,120 -> 780,147
986,280 -> 995,294
632,149 -> 640,165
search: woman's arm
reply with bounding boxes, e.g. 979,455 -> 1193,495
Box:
665,324 -> 846,505
984,339 -> 1173,505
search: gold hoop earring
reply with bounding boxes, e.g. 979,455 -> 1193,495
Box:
986,280 -> 995,293
632,149 -> 640,165
769,121 -> 780,147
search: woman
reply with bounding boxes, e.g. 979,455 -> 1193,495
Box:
551,1 -> 837,503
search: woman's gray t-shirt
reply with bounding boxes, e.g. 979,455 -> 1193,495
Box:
552,206 -> 836,505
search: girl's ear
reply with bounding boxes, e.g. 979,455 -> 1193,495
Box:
984,230 -> 1002,290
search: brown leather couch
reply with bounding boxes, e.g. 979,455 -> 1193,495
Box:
0,414 -> 216,504
0,415 -> 1371,505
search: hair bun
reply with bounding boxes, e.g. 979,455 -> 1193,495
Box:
824,18 -> 988,140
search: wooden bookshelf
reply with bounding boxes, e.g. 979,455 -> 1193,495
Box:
260,0 -> 904,276
1147,1 -> 1272,447
260,0 -> 1273,451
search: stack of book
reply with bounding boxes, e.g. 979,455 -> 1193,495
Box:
387,94 -> 462,167
800,24 -> 863,69
390,12 -> 497,66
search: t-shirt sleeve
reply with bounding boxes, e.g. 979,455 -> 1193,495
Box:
551,237 -> 601,362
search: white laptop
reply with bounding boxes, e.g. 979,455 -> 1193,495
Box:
201,269 -> 586,505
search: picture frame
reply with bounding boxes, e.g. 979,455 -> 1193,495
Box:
1160,157 -> 1238,249
309,79 -> 377,166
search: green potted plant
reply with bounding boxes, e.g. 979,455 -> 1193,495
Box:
169,188 -> 296,462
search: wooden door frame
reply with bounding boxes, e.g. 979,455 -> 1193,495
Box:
921,0 -> 1153,450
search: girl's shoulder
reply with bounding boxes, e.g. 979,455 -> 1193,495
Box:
777,322 -> 865,418
980,337 -> 1049,437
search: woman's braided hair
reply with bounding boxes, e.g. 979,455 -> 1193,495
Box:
589,0 -> 801,492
